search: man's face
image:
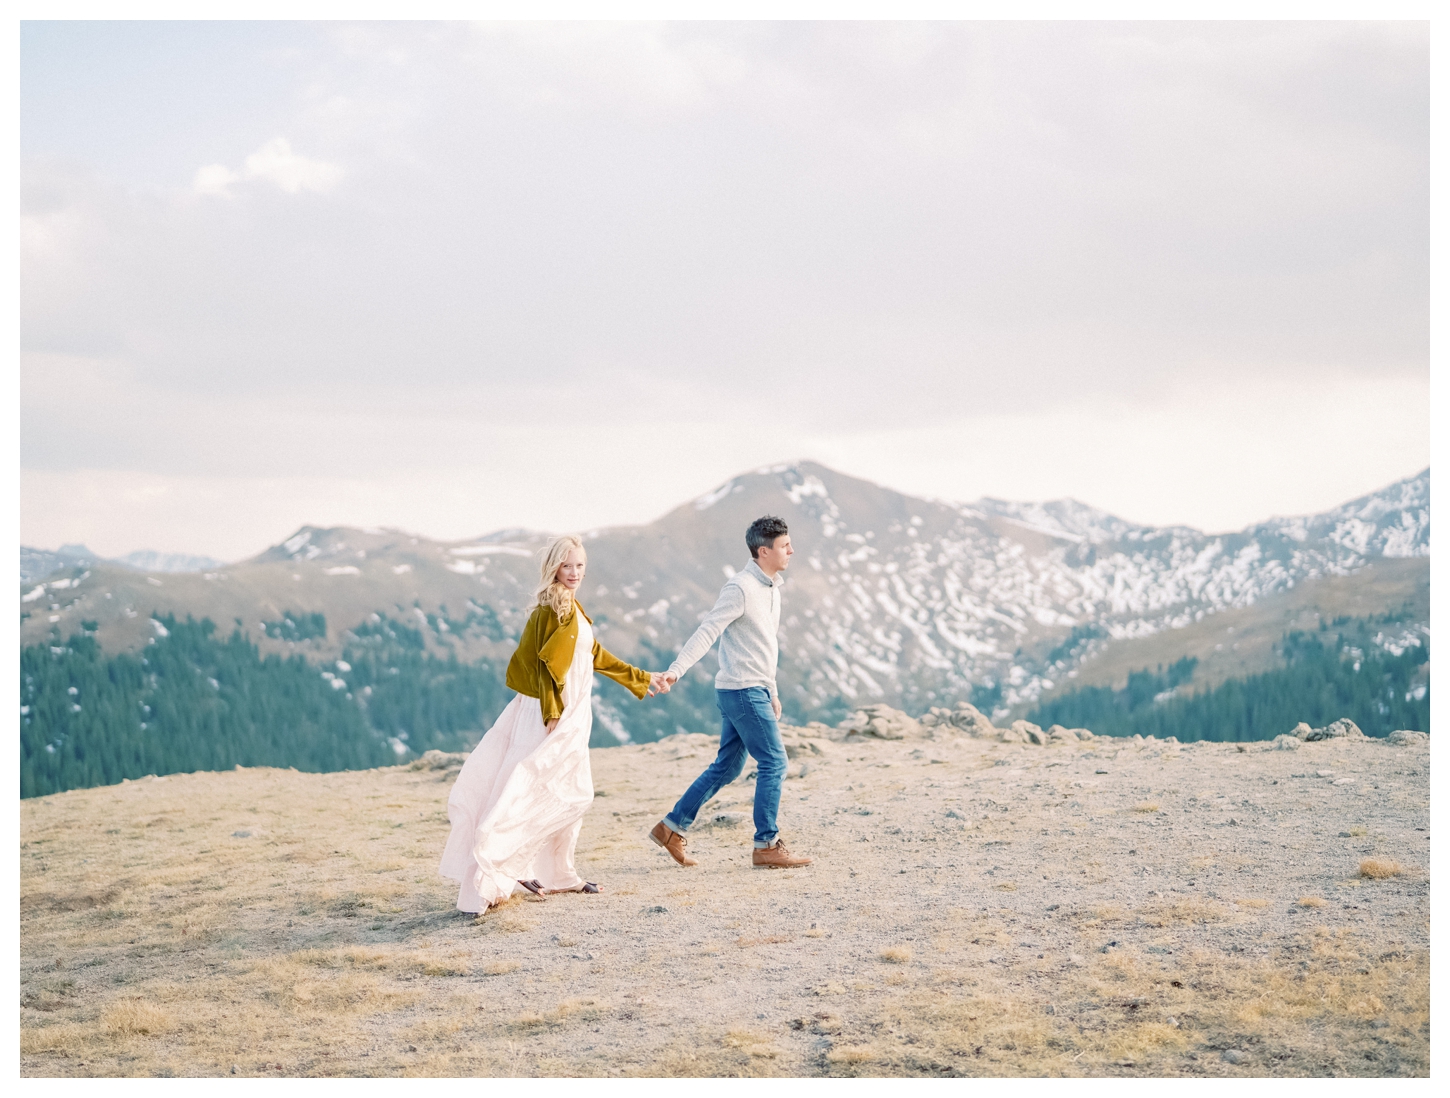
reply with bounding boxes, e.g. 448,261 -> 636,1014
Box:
756,534 -> 793,573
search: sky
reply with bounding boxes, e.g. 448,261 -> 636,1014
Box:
19,20 -> 1430,562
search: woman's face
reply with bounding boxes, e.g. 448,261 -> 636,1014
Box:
555,547 -> 587,591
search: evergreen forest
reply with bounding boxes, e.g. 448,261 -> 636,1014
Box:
21,609 -> 1429,798
20,613 -> 519,798
1027,619 -> 1429,742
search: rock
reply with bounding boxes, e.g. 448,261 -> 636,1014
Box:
1270,734 -> 1300,751
1221,1049 -> 1248,1065
1305,718 -> 1365,742
949,702 -> 998,738
411,749 -> 469,771
999,725 -> 1028,744
1047,724 -> 1078,742
839,705 -> 922,741
1011,720 -> 1046,746
1290,722 -> 1314,740
1068,728 -> 1094,740
1387,729 -> 1429,746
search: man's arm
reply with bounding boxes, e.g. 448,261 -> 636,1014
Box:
665,583 -> 745,683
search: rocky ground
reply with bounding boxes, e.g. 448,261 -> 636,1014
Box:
20,708 -> 1430,1077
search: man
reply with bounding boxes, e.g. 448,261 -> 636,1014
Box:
648,515 -> 812,869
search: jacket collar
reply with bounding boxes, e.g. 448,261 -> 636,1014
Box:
744,560 -> 783,588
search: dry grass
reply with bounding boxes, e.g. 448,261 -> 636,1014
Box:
20,736 -> 1430,1078
1140,899 -> 1230,927
1133,802 -> 1160,813
1298,896 -> 1328,908
842,934 -> 1429,1077
826,1044 -> 877,1064
722,1028 -> 780,1059
1359,858 -> 1403,879
510,997 -> 603,1030
102,1000 -> 175,1037
880,947 -> 912,964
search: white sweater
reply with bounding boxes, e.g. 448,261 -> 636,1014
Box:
667,560 -> 782,699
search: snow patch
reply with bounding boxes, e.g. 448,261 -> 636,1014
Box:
785,475 -> 829,504
323,566 -> 361,576
695,480 -> 736,510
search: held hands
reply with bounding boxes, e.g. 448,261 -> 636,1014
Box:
647,671 -> 678,697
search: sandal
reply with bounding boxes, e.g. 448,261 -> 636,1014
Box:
545,882 -> 601,894
517,879 -> 546,898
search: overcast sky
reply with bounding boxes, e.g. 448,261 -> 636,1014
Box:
20,20 -> 1429,561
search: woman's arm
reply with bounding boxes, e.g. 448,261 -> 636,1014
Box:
591,641 -> 653,699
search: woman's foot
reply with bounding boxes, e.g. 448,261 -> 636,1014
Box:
517,878 -> 546,897
544,882 -> 601,894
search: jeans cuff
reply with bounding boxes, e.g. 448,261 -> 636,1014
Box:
663,816 -> 687,835
753,837 -> 778,849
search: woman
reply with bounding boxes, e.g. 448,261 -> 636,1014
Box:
438,535 -> 666,912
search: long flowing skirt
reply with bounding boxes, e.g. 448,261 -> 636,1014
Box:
438,624 -> 596,911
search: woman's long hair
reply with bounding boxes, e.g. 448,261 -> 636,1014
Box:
530,535 -> 586,622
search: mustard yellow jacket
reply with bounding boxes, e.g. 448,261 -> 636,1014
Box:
505,601 -> 651,722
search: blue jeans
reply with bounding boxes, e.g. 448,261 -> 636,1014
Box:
664,687 -> 786,849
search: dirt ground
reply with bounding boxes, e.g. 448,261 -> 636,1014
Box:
20,726 -> 1429,1077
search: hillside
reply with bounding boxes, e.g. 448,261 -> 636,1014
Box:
21,464 -> 1430,742
20,722 -> 1430,1078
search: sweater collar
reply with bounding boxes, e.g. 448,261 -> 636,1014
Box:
744,560 -> 783,588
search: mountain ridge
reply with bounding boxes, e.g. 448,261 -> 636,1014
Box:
21,463 -> 1429,734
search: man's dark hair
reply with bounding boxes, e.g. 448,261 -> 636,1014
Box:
746,515 -> 789,559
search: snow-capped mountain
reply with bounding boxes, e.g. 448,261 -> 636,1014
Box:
613,463 -> 1429,716
21,463 -> 1428,723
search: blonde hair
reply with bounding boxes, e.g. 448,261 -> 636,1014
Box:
531,535 -> 586,621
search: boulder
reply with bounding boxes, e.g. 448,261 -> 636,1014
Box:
839,704 -> 922,741
1047,724 -> 1077,742
920,703 -> 998,738
778,724 -> 833,758
999,725 -> 1029,744
1011,719 -> 1046,746
1289,722 -> 1314,741
410,749 -> 469,771
1387,729 -> 1429,746
1304,718 -> 1365,742
1270,734 -> 1300,751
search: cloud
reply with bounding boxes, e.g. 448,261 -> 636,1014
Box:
19,22 -> 1429,556
193,138 -> 343,198
193,163 -> 238,196
242,137 -> 343,193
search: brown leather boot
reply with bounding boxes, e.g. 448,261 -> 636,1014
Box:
649,821 -> 697,867
752,839 -> 812,869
